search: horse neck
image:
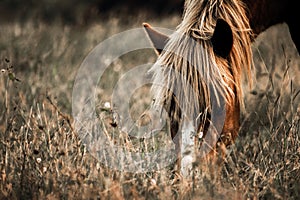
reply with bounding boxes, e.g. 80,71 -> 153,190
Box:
243,0 -> 288,38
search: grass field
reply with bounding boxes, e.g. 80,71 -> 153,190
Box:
0,13 -> 299,199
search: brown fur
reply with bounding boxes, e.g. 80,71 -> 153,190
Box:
146,0 -> 253,171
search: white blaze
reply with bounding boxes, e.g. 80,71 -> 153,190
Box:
181,120 -> 195,177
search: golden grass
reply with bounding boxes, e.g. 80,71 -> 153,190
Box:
0,17 -> 299,199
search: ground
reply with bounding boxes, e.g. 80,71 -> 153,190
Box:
0,11 -> 299,200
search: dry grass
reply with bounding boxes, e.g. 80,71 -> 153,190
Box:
0,15 -> 299,200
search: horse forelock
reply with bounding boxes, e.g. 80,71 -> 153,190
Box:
150,0 -> 253,125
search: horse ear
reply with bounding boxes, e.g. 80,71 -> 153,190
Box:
211,19 -> 233,58
143,23 -> 169,55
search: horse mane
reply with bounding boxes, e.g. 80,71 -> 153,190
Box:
150,0 -> 253,124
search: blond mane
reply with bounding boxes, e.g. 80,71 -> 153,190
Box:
150,0 -> 252,125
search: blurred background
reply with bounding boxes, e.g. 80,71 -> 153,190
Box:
0,0 -> 299,129
0,1 -> 300,199
0,0 -> 184,25
0,0 -> 299,123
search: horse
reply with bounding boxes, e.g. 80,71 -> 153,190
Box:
243,0 -> 299,52
144,0 -> 253,175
